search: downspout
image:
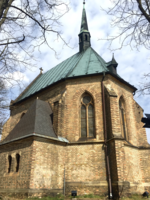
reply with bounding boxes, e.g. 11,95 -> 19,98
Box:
64,166 -> 65,196
101,72 -> 112,199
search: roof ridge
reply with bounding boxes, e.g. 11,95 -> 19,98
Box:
86,47 -> 92,74
66,50 -> 87,77
91,48 -> 109,72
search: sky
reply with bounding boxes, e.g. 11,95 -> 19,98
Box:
2,0 -> 150,142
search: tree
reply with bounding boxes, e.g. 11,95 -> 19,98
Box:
102,0 -> 150,94
0,0 -> 69,137
0,79 -> 8,135
0,0 -> 69,85
102,0 -> 150,50
138,73 -> 150,95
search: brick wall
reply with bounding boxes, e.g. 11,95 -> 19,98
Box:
104,75 -> 149,146
0,138 -> 33,197
29,138 -> 108,196
1,74 -> 150,198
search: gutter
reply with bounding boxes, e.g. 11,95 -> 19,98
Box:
0,133 -> 69,146
101,72 -> 113,199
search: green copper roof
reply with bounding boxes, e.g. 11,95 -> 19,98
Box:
17,47 -> 111,102
80,3 -> 89,34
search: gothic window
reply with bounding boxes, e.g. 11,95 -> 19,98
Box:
16,154 -> 20,172
8,155 -> 12,173
81,94 -> 95,138
119,97 -> 128,140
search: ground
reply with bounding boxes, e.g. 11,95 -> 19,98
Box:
0,193 -> 149,200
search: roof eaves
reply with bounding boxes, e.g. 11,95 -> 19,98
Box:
106,72 -> 137,91
13,71 -> 137,105
0,133 -> 69,146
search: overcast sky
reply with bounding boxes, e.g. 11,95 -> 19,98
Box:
5,0 -> 150,143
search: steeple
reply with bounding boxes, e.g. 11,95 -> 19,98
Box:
79,1 -> 91,52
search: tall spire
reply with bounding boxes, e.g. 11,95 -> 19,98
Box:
78,0 -> 91,52
80,0 -> 89,33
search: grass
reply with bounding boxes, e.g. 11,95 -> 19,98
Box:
27,194 -> 65,200
120,194 -> 149,199
26,193 -> 150,200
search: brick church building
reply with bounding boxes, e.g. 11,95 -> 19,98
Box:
0,2 -> 150,199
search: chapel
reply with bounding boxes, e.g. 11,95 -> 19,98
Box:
0,2 -> 150,199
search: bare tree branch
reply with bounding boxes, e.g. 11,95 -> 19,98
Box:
0,35 -> 25,46
101,0 -> 150,95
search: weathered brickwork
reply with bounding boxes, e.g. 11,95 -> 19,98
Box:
1,82 -> 66,141
0,138 -> 33,196
0,74 -> 150,198
104,75 -> 148,146
133,101 -> 148,146
29,139 -> 107,196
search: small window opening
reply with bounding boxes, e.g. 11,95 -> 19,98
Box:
85,35 -> 88,41
119,97 -> 128,140
50,113 -> 53,124
8,155 -> 12,173
16,154 -> 20,172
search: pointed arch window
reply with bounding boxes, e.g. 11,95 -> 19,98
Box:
81,94 -> 95,138
119,97 -> 128,140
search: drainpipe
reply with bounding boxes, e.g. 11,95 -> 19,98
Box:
64,166 -> 65,196
101,72 -> 112,199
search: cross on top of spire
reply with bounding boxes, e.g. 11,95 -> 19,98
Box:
83,0 -> 85,4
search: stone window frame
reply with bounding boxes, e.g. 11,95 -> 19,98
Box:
80,93 -> 95,138
119,96 -> 128,140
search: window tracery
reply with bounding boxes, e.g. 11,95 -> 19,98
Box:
81,94 -> 95,138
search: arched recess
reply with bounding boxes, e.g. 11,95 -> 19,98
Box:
16,154 -> 20,172
80,93 -> 95,138
8,155 -> 12,173
119,96 -> 128,140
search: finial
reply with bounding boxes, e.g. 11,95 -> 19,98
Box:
39,67 -> 43,74
83,0 -> 85,4
112,53 -> 114,59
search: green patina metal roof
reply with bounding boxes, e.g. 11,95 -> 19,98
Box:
15,3 -> 136,104
17,47 -> 112,102
80,3 -> 89,34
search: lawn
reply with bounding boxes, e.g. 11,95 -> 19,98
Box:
26,193 -> 149,200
